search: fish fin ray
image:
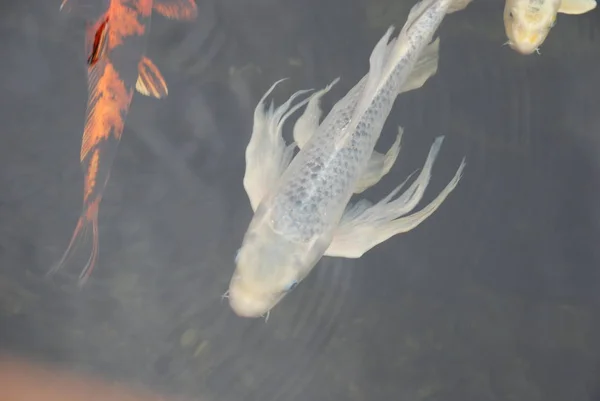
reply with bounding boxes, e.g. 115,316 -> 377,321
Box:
136,56 -> 169,98
48,202 -> 100,286
398,37 -> 440,95
326,138 -> 465,258
81,56 -> 131,162
243,79 -> 313,211
558,0 -> 596,14
353,126 -> 403,194
153,0 -> 198,20
81,59 -> 108,162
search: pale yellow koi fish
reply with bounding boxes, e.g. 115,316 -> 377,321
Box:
503,0 -> 596,54
447,0 -> 597,54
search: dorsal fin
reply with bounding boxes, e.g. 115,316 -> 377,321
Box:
336,27 -> 395,146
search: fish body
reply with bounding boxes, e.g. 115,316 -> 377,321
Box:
446,0 -> 596,54
503,0 -> 596,54
229,0 -> 466,318
50,0 -> 197,285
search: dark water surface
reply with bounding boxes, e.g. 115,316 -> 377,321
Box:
1,0 -> 600,400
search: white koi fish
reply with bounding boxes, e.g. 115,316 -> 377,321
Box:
228,0 -> 467,318
503,0 -> 596,54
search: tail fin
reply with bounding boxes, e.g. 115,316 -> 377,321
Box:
48,202 -> 100,287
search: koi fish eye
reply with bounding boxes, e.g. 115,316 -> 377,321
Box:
508,11 -> 514,19
283,280 -> 298,292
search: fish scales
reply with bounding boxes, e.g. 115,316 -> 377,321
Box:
230,0 -> 466,318
270,0 -> 451,243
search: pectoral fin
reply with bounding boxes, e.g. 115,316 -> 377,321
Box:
243,79 -> 313,211
325,137 -> 465,258
398,37 -> 440,95
136,56 -> 169,99
353,127 -> 403,194
292,77 -> 340,149
558,0 -> 596,14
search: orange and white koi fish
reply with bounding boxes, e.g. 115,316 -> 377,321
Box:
50,0 -> 197,285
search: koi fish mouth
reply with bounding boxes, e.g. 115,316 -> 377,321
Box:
505,26 -> 544,55
508,40 -> 541,55
227,276 -> 282,318
228,292 -> 278,319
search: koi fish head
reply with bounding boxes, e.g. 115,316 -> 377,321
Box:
503,0 -> 558,54
228,209 -> 314,318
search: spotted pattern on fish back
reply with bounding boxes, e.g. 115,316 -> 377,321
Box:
270,78 -> 366,242
269,0 -> 449,244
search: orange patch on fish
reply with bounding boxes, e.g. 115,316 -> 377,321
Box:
81,62 -> 133,161
51,0 -> 198,285
105,0 -> 153,48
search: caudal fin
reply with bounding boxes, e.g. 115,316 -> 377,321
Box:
48,205 -> 99,287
